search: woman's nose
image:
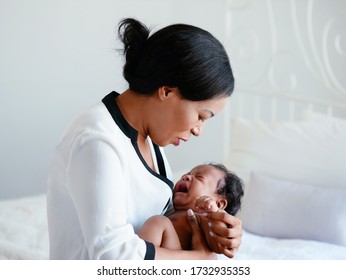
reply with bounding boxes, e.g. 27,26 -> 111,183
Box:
191,123 -> 204,137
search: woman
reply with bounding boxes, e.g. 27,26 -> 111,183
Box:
47,18 -> 242,260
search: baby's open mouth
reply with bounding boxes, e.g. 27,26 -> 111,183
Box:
174,182 -> 188,193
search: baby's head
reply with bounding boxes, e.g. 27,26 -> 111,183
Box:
211,163 -> 244,216
173,163 -> 244,215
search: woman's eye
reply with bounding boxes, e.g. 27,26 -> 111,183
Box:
198,116 -> 205,122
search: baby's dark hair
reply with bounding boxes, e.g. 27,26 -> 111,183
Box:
208,163 -> 244,216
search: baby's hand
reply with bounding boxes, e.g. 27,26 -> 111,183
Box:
195,196 -> 219,212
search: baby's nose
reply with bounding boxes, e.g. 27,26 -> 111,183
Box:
182,174 -> 192,181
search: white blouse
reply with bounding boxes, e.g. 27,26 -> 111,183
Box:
47,92 -> 173,260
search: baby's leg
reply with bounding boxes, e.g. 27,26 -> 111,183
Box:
138,215 -> 182,250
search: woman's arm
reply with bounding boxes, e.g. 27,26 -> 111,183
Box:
67,137 -> 149,259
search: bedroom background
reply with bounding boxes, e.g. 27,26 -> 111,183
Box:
1,0 -> 345,200
0,0 -> 346,196
223,0 -> 346,255
1,0 -> 346,261
2,0 -> 342,200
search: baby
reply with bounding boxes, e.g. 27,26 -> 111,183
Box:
138,163 -> 244,250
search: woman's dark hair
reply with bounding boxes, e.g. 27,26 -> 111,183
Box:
208,163 -> 244,216
118,18 -> 234,101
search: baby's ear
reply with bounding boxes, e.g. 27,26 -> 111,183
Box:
216,197 -> 228,210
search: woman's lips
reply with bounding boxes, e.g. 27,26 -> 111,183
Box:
174,138 -> 181,146
174,138 -> 187,146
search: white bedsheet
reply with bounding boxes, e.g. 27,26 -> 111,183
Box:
0,194 -> 48,260
232,230 -> 346,260
1,194 -> 346,260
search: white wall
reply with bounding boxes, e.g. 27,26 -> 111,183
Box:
0,0 -> 228,199
4,0 -> 343,199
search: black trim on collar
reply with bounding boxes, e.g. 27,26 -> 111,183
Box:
102,91 -> 137,140
102,91 -> 174,190
131,139 -> 173,188
162,198 -> 171,214
153,144 -> 166,178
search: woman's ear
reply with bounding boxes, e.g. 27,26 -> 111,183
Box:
158,86 -> 179,100
216,197 -> 228,210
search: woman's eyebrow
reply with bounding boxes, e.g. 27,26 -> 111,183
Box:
203,109 -> 215,118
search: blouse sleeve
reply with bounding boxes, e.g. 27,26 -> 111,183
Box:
66,135 -> 154,259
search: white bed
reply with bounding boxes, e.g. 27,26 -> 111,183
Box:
0,194 -> 48,260
1,190 -> 346,260
222,92 -> 346,260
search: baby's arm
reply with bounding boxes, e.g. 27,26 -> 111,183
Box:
138,215 -> 182,250
195,196 -> 219,212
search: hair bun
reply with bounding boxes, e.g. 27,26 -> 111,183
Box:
118,18 -> 150,76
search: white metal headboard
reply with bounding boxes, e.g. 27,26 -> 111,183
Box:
222,90 -> 346,163
229,91 -> 346,123
224,0 -> 346,122
223,0 -> 346,162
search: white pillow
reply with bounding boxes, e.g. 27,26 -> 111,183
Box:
239,173 -> 346,247
227,116 -> 346,189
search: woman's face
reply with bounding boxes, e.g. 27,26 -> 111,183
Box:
149,87 -> 228,147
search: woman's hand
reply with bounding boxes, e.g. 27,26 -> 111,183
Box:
186,209 -> 217,260
197,211 -> 242,258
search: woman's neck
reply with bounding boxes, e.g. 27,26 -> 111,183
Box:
116,89 -> 150,139
116,89 -> 157,171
